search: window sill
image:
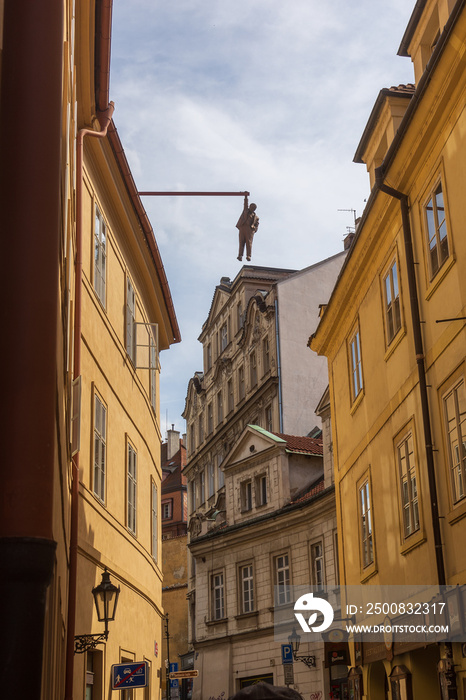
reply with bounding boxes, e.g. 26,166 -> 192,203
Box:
205,617 -> 228,627
384,326 -> 406,362
360,562 -> 378,583
235,611 -> 259,620
425,254 -> 456,301
400,528 -> 426,555
350,390 -> 365,416
446,497 -> 466,526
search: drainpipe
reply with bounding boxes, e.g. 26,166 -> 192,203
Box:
374,167 -> 446,587
64,103 -> 115,700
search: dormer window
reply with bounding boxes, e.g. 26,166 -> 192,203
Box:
241,480 -> 253,512
220,322 -> 228,352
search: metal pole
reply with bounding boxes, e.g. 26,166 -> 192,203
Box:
166,615 -> 171,700
138,191 -> 249,197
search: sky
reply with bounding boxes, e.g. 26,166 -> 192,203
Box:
109,0 -> 416,439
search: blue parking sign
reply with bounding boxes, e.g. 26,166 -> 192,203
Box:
281,644 -> 293,664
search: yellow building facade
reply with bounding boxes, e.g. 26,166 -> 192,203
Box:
311,0 -> 466,698
1,1 -> 180,698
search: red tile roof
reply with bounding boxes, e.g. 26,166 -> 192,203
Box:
273,432 -> 323,456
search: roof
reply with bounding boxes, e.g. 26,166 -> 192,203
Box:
250,426 -> 323,456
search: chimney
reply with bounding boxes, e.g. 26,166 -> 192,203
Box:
167,424 -> 180,460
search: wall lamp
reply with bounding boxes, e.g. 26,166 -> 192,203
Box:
74,569 -> 120,654
288,628 -> 316,669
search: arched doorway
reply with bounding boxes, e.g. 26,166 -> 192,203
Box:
368,660 -> 389,700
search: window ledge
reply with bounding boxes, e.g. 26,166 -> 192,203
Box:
384,326 -> 406,362
446,497 -> 466,526
425,254 -> 456,301
360,563 -> 378,584
350,390 -> 365,416
235,611 -> 259,620
399,528 -> 427,555
206,617 -> 228,627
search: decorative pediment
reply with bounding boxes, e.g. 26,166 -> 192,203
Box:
239,292 -> 274,348
201,281 -> 232,334
222,425 -> 285,471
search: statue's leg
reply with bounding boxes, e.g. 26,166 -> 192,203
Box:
246,232 -> 253,260
238,231 -> 245,260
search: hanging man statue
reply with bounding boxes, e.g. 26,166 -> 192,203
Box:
236,196 -> 259,261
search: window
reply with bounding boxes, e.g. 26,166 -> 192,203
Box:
189,423 -> 195,454
217,391 -> 223,424
240,564 -> 254,614
444,379 -> 466,503
238,365 -> 245,400
383,259 -> 401,344
359,480 -> 373,568
85,650 -> 103,700
199,471 -> 205,505
237,302 -> 244,331
310,541 -> 325,590
151,481 -> 158,561
162,500 -> 173,520
250,351 -> 257,387
190,479 -> 196,513
126,277 -> 136,364
425,180 -> 449,278
207,403 -> 213,435
127,443 -> 137,535
93,393 -> 106,502
198,413 -> 204,445
241,480 -> 253,512
265,405 -> 273,433
262,336 -> 270,374
217,452 -> 225,488
211,572 -> 225,620
206,342 -> 212,371
255,474 -> 267,506
397,432 -> 420,537
349,325 -> 363,401
208,462 -> 215,498
220,322 -> 228,352
228,378 -> 234,414
94,205 -> 106,305
274,553 -> 291,605
149,335 -> 157,412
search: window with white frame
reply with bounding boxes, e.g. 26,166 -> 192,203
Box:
241,479 -> 253,512
239,564 -> 254,614
125,277 -> 136,364
397,432 -> 420,537
255,474 -> 267,506
151,481 -> 158,561
359,480 -> 374,568
162,499 -> 172,520
94,205 -> 106,305
217,390 -> 223,424
383,259 -> 402,344
424,180 -> 449,279
208,462 -> 215,498
220,322 -> 228,352
211,572 -> 225,620
274,553 -> 291,605
93,393 -> 106,502
444,379 -> 466,504
127,442 -> 137,535
349,324 -> 363,402
310,541 -> 325,590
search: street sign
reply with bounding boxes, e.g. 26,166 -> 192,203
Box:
283,663 -> 294,686
169,670 -> 199,680
111,661 -> 148,689
281,644 -> 293,664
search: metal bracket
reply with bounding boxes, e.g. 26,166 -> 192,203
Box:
294,654 -> 316,669
74,631 -> 108,654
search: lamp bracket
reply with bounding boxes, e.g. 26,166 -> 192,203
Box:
294,653 -> 316,669
74,631 -> 108,654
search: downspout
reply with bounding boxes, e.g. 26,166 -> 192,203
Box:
374,166 -> 446,587
64,102 -> 115,700
275,298 -> 284,433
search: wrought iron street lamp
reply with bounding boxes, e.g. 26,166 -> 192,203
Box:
74,569 -> 120,653
288,628 -> 316,669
